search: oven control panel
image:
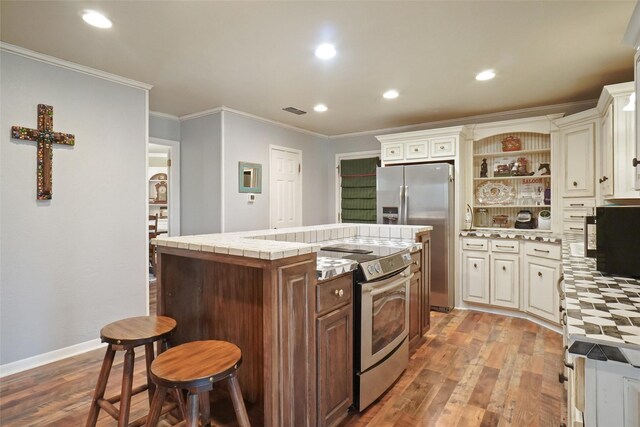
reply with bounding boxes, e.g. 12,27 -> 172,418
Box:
359,249 -> 412,281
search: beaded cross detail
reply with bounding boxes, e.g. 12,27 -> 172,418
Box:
11,104 -> 75,200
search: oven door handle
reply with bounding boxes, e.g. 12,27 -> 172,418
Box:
368,274 -> 413,296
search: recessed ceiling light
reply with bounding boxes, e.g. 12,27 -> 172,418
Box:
383,90 -> 399,99
315,44 -> 336,60
314,104 -> 328,112
475,70 -> 495,81
82,10 -> 112,29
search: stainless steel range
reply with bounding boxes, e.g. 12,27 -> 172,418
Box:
320,244 -> 413,411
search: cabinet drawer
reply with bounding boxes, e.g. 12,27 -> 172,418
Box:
563,208 -> 589,222
410,250 -> 421,273
524,242 -> 561,260
382,143 -> 404,161
405,141 -> 429,160
491,239 -> 520,253
563,198 -> 596,209
430,137 -> 456,158
564,222 -> 585,234
462,238 -> 488,251
317,273 -> 352,314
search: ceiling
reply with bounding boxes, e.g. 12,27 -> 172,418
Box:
1,1 -> 636,136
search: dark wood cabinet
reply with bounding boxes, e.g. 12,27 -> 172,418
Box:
408,273 -> 421,348
315,273 -> 353,427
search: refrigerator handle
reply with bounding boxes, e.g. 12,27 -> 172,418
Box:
404,185 -> 409,224
398,185 -> 404,225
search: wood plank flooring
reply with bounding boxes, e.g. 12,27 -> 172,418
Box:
0,283 -> 565,426
342,310 -> 566,427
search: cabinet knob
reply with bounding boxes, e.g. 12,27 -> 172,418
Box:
414,148 -> 419,152
599,176 -> 609,184
440,145 -> 445,149
474,263 -> 477,268
390,150 -> 395,154
633,158 -> 638,167
572,181 -> 578,187
538,272 -> 543,277
334,289 -> 344,297
502,266 -> 506,271
558,373 -> 568,384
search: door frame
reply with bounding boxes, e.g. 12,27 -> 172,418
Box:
269,145 -> 303,229
149,137 -> 181,236
334,150 -> 381,223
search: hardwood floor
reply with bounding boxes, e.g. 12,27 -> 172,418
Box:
0,289 -> 565,426
342,310 -> 566,427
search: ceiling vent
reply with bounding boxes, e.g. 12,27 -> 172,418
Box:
282,106 -> 307,115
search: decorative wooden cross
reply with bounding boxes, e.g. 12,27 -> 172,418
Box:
12,104 -> 75,200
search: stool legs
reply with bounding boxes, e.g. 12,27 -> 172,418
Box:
186,391 -> 199,427
144,343 -> 156,404
199,392 -> 211,427
118,347 -> 135,427
86,345 -> 116,427
228,373 -> 250,427
147,385 -> 168,426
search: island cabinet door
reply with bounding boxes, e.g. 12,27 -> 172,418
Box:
316,303 -> 353,427
408,274 -> 421,348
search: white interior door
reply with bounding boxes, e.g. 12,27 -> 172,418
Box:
270,146 -> 302,229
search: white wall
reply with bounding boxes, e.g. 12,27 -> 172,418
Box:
0,51 -> 148,365
180,112 -> 222,235
150,113 -> 180,141
223,111 -> 330,231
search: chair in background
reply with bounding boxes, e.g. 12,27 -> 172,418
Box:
149,214 -> 158,274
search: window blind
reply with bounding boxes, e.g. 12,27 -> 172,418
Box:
340,157 -> 379,223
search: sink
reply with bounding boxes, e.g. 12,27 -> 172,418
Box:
569,242 -> 585,257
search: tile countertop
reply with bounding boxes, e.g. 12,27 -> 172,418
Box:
562,234 -> 640,367
153,224 -> 432,281
460,229 -> 562,243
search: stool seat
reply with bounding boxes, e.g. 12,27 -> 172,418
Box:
100,315 -> 176,346
151,340 -> 242,388
147,340 -> 250,427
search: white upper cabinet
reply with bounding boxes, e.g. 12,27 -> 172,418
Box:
596,82 -> 639,200
376,126 -> 469,165
556,110 -> 598,198
625,12 -> 640,190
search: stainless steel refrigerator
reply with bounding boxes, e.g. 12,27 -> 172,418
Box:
377,163 -> 454,310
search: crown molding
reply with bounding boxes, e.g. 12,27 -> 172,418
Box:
180,106 -> 327,139
149,111 -> 180,121
179,107 -> 224,121
0,42 -> 153,91
329,99 -> 597,140
596,81 -> 634,113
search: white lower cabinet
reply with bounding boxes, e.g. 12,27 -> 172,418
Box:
523,253 -> 560,324
462,250 -> 490,304
583,358 -> 640,427
462,238 -> 561,324
462,238 -> 520,310
490,253 -> 519,309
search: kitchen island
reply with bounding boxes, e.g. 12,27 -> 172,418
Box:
153,223 -> 431,427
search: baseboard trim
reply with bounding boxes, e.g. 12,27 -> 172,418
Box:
0,338 -> 106,378
455,305 -> 562,334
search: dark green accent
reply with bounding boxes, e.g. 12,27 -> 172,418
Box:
340,157 -> 379,223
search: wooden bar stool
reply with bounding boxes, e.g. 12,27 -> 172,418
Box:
146,340 -> 251,427
86,315 -> 178,427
